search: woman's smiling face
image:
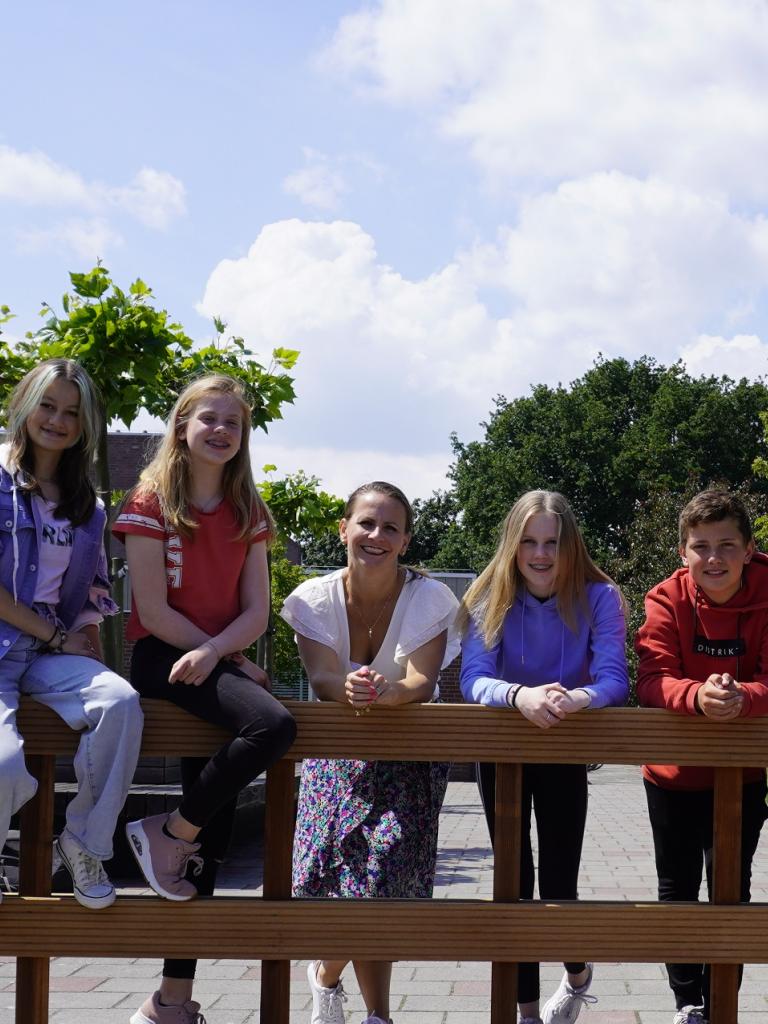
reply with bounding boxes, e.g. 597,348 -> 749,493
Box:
516,511 -> 560,598
340,491 -> 410,570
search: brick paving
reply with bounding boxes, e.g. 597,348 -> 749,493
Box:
2,766 -> 768,1022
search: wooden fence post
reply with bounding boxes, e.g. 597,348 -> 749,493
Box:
16,753 -> 55,1024
260,759 -> 295,1024
709,766 -> 742,1024
491,762 -> 523,1022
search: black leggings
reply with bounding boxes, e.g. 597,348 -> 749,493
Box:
644,777 -> 767,1017
131,636 -> 297,980
477,761 -> 588,1005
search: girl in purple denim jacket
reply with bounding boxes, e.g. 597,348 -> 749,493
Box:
0,359 -> 142,910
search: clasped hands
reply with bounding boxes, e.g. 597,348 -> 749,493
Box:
515,682 -> 591,729
695,672 -> 744,720
346,665 -> 392,715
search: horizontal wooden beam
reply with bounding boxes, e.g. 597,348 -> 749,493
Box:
3,897 -> 768,963
18,698 -> 768,766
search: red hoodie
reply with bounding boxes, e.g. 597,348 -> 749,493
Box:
636,550 -> 768,790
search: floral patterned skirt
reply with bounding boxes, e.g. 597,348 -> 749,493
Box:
292,757 -> 450,899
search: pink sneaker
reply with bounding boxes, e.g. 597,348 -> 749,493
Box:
125,813 -> 202,901
130,992 -> 206,1023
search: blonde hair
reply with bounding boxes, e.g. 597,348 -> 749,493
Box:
457,490 -> 622,646
2,359 -> 100,525
132,374 -> 274,541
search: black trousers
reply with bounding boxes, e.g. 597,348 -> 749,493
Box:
478,761 -> 588,1005
131,636 -> 297,980
644,777 -> 767,1017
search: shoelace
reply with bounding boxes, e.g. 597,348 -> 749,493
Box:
549,988 -> 598,1020
318,977 -> 347,1019
68,845 -> 109,889
169,840 -> 205,879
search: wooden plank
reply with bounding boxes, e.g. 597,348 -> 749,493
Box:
19,698 -> 768,767
3,898 -> 768,962
491,763 -> 522,1022
16,753 -> 55,1024
710,767 -> 743,1024
261,759 -> 295,1024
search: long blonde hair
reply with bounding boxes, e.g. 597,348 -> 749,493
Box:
131,374 -> 274,541
457,490 -> 621,646
3,359 -> 101,526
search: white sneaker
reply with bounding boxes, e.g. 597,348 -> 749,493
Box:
673,1009 -> 707,1024
55,830 -> 115,910
307,961 -> 347,1024
542,964 -> 597,1023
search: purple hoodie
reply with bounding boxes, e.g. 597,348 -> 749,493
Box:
460,581 -> 629,708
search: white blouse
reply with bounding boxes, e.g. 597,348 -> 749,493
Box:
280,569 -> 461,690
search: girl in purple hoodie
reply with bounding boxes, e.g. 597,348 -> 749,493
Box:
458,490 -> 629,1024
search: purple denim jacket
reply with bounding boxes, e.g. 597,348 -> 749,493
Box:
0,454 -> 116,660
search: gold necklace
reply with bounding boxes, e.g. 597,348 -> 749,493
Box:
345,569 -> 402,639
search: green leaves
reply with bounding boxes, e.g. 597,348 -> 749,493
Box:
1,263 -> 300,509
258,469 -> 344,550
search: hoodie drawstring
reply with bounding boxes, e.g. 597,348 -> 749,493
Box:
11,475 -> 20,604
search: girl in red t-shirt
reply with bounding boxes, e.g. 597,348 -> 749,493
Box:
114,373 -> 296,1024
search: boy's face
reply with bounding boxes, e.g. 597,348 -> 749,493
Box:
680,518 -> 755,604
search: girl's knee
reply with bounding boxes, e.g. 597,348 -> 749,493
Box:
0,741 -> 37,803
270,704 -> 297,758
99,674 -> 143,722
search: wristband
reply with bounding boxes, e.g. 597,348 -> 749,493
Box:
507,685 -> 521,708
47,628 -> 67,653
44,622 -> 58,644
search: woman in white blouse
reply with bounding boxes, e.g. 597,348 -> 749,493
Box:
280,480 -> 459,1024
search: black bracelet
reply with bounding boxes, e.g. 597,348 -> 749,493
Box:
508,685 -> 521,708
45,622 -> 58,645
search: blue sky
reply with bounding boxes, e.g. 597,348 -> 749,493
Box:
4,1 -> 768,499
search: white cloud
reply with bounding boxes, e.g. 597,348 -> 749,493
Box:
200,181 -> 768,461
252,440 -> 450,502
0,145 -> 91,206
283,149 -> 348,211
0,145 -> 186,229
323,0 -> 768,200
16,218 -> 124,261
680,334 -> 768,381
108,167 -> 187,229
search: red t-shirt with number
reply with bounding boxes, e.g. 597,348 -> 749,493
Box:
113,491 -> 268,641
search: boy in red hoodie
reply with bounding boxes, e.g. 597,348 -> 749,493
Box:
636,490 -> 768,1024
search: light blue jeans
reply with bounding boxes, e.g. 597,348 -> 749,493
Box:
0,635 -> 143,860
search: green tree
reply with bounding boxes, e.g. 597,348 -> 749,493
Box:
253,469 -> 344,686
1,265 -> 299,668
440,356 -> 768,571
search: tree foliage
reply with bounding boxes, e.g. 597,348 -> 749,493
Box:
258,468 -> 344,552
439,356 -> 768,571
1,264 -> 299,507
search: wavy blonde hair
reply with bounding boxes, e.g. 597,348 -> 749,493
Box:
457,490 -> 622,646
3,359 -> 100,526
131,374 -> 274,541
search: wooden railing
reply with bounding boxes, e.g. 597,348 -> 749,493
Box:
3,699 -> 768,1024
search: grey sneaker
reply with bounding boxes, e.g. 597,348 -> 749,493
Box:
542,964 -> 597,1023
130,991 -> 206,1023
672,1009 -> 707,1024
307,960 -> 347,1024
126,813 -> 202,901
55,830 -> 115,910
